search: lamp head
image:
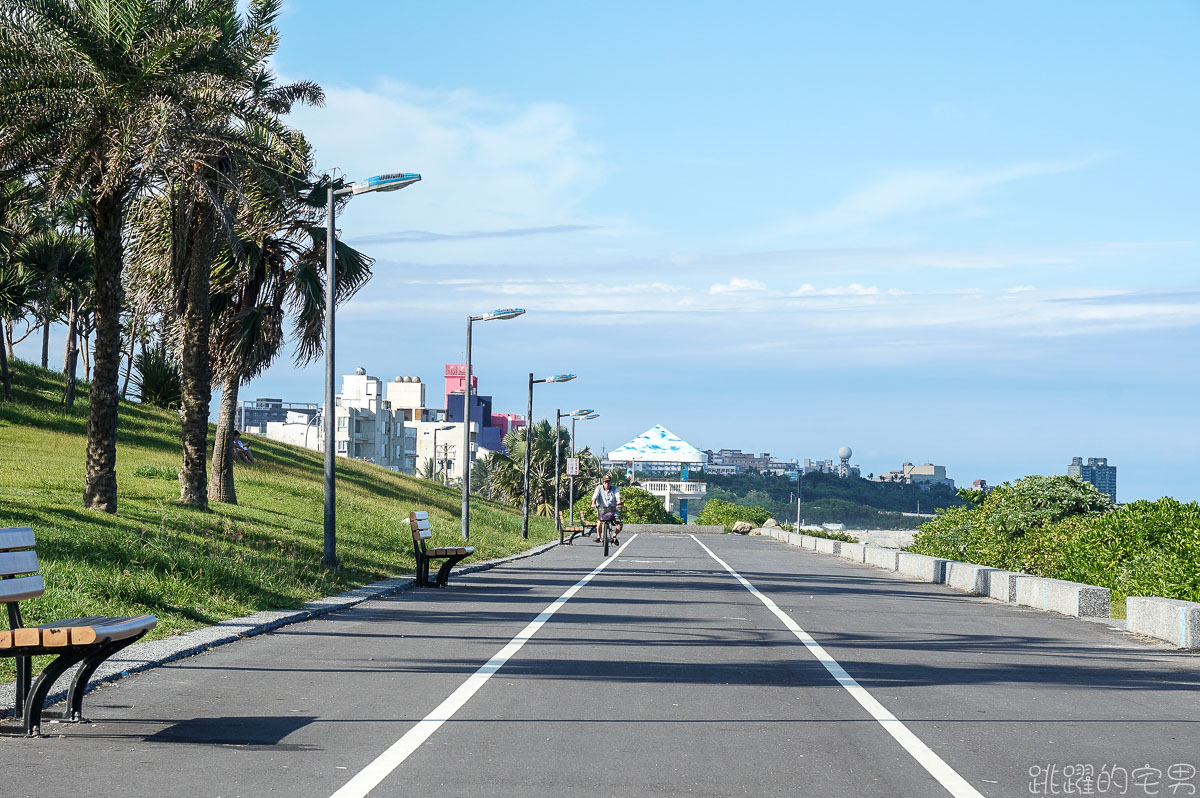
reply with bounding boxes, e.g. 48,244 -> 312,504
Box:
479,307 -> 525,321
571,408 -> 593,416
545,373 -> 576,383
351,172 -> 421,195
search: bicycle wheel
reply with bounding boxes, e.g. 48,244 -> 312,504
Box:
602,519 -> 610,557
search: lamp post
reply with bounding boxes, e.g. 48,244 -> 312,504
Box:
555,407 -> 592,544
323,172 -> 420,569
429,424 -> 454,484
461,308 -> 525,541
569,411 -> 599,526
796,467 -> 804,529
522,373 -> 575,539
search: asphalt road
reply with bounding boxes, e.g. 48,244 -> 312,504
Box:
3,533 -> 1198,798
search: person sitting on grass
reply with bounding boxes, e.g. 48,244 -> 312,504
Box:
233,430 -> 254,464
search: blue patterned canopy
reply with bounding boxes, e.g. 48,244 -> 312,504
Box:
607,425 -> 706,464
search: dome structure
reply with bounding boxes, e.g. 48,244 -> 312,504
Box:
837,445 -> 852,461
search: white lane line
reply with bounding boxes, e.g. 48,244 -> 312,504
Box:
329,534 -> 638,798
690,535 -> 985,798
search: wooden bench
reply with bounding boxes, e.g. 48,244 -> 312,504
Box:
558,511 -> 596,545
408,512 -> 474,587
1,527 -> 157,736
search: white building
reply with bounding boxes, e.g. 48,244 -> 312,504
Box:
385,375 -> 483,482
875,461 -> 955,488
259,369 -> 408,471
334,370 -> 407,471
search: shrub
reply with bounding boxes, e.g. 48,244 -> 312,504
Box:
132,348 -> 182,410
132,464 -> 179,480
572,485 -> 682,525
910,476 -> 1200,604
696,497 -> 772,531
910,475 -> 1111,575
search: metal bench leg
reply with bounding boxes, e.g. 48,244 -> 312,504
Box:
14,655 -> 31,717
66,632 -> 147,722
23,649 -> 91,736
434,554 -> 469,586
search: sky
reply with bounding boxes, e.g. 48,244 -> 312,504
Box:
18,1 -> 1200,500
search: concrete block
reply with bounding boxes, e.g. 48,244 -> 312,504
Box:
838,542 -> 866,563
798,535 -> 817,549
1127,597 -> 1200,649
944,561 -> 1003,595
896,551 -> 948,583
864,546 -> 899,571
813,537 -> 841,555
985,570 -> 1019,602
1013,575 -> 1111,618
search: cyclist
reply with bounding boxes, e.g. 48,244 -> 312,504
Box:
591,475 -> 624,546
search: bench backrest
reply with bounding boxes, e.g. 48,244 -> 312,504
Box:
0,527 -> 43,629
408,511 -> 431,554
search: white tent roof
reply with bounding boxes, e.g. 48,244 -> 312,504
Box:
607,425 -> 706,464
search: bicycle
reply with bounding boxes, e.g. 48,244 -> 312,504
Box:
596,508 -> 619,557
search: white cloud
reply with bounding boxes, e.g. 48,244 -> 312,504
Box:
284,81 -> 610,262
791,283 -> 882,296
709,277 -> 767,295
781,158 -> 1100,234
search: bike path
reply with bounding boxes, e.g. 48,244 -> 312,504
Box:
0,534 -> 1196,797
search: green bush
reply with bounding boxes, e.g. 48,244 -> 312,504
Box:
909,476 -> 1199,604
132,464 -> 179,480
572,485 -> 682,525
696,497 -> 772,531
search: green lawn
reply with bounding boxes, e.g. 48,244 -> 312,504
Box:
0,359 -> 556,679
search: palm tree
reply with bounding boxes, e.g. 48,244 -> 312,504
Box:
205,167 -> 372,504
121,0 -> 322,507
0,0 -> 287,512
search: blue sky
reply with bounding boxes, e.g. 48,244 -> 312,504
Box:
23,1 -> 1200,499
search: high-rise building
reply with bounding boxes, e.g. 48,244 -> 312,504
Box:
1068,457 -> 1117,502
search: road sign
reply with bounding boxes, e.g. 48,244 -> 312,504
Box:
566,457 -> 580,476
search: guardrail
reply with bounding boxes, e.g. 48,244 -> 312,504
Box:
641,481 -> 707,495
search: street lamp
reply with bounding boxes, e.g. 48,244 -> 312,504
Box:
429,425 -> 454,485
324,172 -> 421,569
569,411 -> 599,527
554,407 -> 592,544
522,373 -> 575,539
461,308 -> 525,541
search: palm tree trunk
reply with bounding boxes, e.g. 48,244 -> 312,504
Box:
39,254 -> 61,369
0,330 -> 11,401
209,374 -> 239,504
63,294 -> 79,407
83,192 -> 123,513
3,320 -> 13,359
40,318 -> 50,369
81,328 -> 90,381
119,312 -> 138,399
177,202 -> 217,509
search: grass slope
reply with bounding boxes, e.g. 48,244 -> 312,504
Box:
0,359 -> 555,679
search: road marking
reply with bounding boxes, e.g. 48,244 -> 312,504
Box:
691,535 -> 986,798
329,535 -> 638,798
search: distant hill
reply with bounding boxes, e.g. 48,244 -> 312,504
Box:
696,471 -> 964,529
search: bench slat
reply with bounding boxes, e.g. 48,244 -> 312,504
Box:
0,527 -> 35,553
0,574 -> 45,603
91,614 -> 157,643
0,550 -> 39,577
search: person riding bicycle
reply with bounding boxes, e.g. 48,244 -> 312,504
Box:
591,475 -> 624,546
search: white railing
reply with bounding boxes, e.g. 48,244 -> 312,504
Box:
641,481 -> 707,495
